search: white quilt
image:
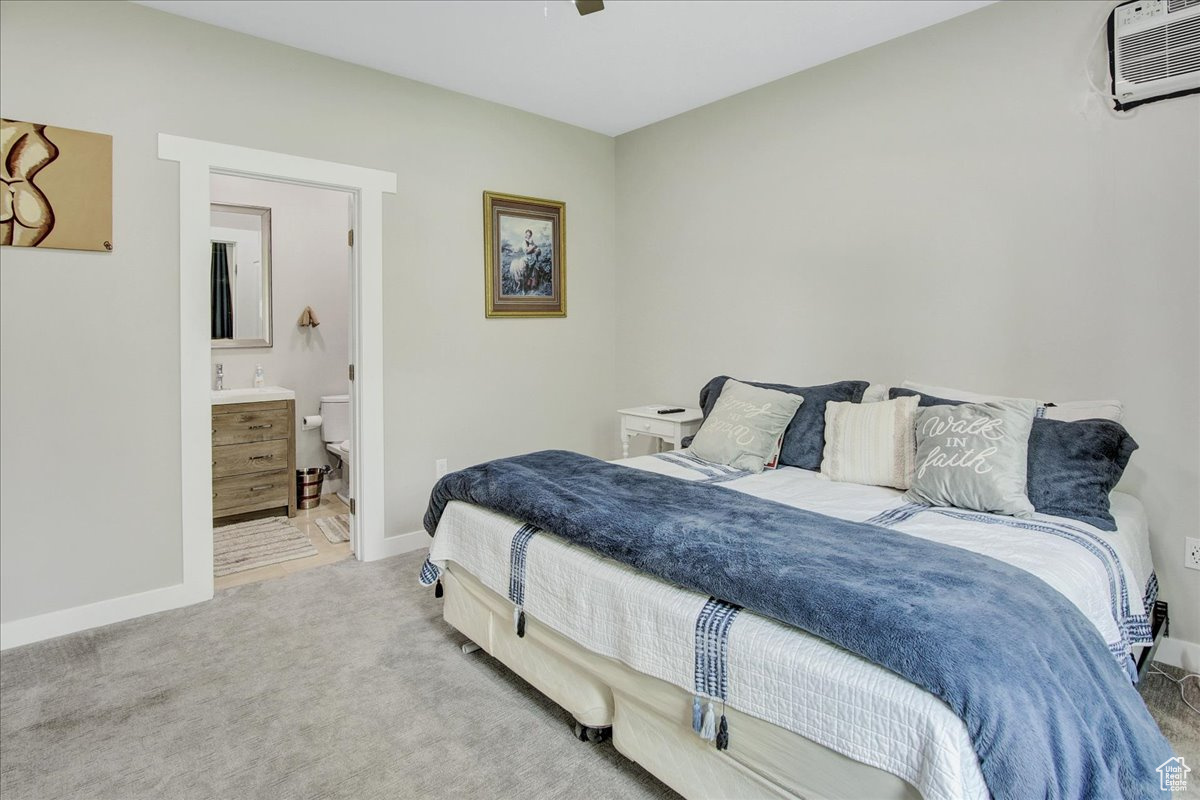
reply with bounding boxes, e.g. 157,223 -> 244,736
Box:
425,452 -> 1156,800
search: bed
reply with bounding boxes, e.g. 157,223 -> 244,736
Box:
421,449 -> 1165,800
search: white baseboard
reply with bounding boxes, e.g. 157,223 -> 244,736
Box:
0,581 -> 211,652
366,530 -> 428,561
2,531 -> 427,650
1155,637 -> 1200,672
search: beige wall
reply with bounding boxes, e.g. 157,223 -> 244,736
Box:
0,0 -> 617,622
615,1 -> 1200,643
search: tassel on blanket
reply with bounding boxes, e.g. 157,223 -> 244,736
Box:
700,701 -> 716,742
692,696 -> 702,734
513,606 -> 526,638
715,713 -> 729,751
434,580 -> 443,598
418,556 -> 441,587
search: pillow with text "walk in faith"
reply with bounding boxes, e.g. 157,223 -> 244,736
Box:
905,399 -> 1037,518
689,379 -> 804,473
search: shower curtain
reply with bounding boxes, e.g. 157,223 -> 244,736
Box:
211,242 -> 233,339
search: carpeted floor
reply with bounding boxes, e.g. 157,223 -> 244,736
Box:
1140,663 -> 1200,793
1,552 -> 675,800
1,551 -> 1197,800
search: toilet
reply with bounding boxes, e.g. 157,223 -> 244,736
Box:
319,394 -> 351,506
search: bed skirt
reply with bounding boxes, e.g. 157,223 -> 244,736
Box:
440,561 -> 921,800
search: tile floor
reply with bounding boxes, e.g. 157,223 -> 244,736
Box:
214,495 -> 353,591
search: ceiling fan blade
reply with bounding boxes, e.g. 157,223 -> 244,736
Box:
575,0 -> 605,16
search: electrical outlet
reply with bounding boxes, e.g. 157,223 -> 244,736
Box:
435,458 -> 448,478
1186,537 -> 1200,571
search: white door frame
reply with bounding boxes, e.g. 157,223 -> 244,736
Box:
159,134 -> 397,607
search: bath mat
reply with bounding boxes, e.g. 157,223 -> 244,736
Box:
213,517 -> 319,577
316,514 -> 351,544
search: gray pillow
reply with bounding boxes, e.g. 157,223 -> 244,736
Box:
697,376 -> 869,470
906,399 -> 1037,517
890,387 -> 1138,530
689,379 -> 805,473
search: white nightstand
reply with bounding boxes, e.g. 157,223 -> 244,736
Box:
618,405 -> 704,458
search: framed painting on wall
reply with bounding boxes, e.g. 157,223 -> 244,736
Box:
483,191 -> 565,318
1,118 -> 113,252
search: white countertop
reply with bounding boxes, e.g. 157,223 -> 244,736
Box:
211,386 -> 295,405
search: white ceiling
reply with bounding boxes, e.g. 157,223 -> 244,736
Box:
136,0 -> 993,136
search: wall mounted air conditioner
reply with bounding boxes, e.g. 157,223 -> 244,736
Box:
1109,0 -> 1200,110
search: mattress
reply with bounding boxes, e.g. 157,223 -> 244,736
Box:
425,452 -> 1156,800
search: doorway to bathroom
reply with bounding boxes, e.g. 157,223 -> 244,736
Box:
161,134 -> 397,610
209,174 -> 356,588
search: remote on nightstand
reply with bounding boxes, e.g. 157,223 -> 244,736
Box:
617,405 -> 704,458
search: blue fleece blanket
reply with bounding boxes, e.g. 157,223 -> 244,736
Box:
424,450 -> 1173,800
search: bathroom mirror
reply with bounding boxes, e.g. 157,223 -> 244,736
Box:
210,203 -> 272,348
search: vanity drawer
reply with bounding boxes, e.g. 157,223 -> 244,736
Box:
212,469 -> 290,515
213,438 -> 289,478
212,408 -> 291,446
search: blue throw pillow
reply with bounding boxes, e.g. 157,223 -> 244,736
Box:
888,387 -> 965,407
698,377 -> 869,471
889,388 -> 1137,530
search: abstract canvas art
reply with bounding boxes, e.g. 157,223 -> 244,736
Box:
483,191 -> 565,317
1,118 -> 113,252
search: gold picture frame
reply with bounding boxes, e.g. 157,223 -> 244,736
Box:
483,191 -> 566,318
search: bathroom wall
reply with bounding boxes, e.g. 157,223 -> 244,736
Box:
0,0 -> 618,626
210,175 -> 352,480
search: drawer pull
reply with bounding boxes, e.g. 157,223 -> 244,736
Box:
248,423 -> 273,430
250,485 -> 273,492
249,454 -> 275,462
643,422 -> 651,429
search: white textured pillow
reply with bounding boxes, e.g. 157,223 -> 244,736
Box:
764,433 -> 784,469
821,395 -> 920,490
901,380 -> 1124,423
861,383 -> 891,403
1038,400 -> 1125,423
